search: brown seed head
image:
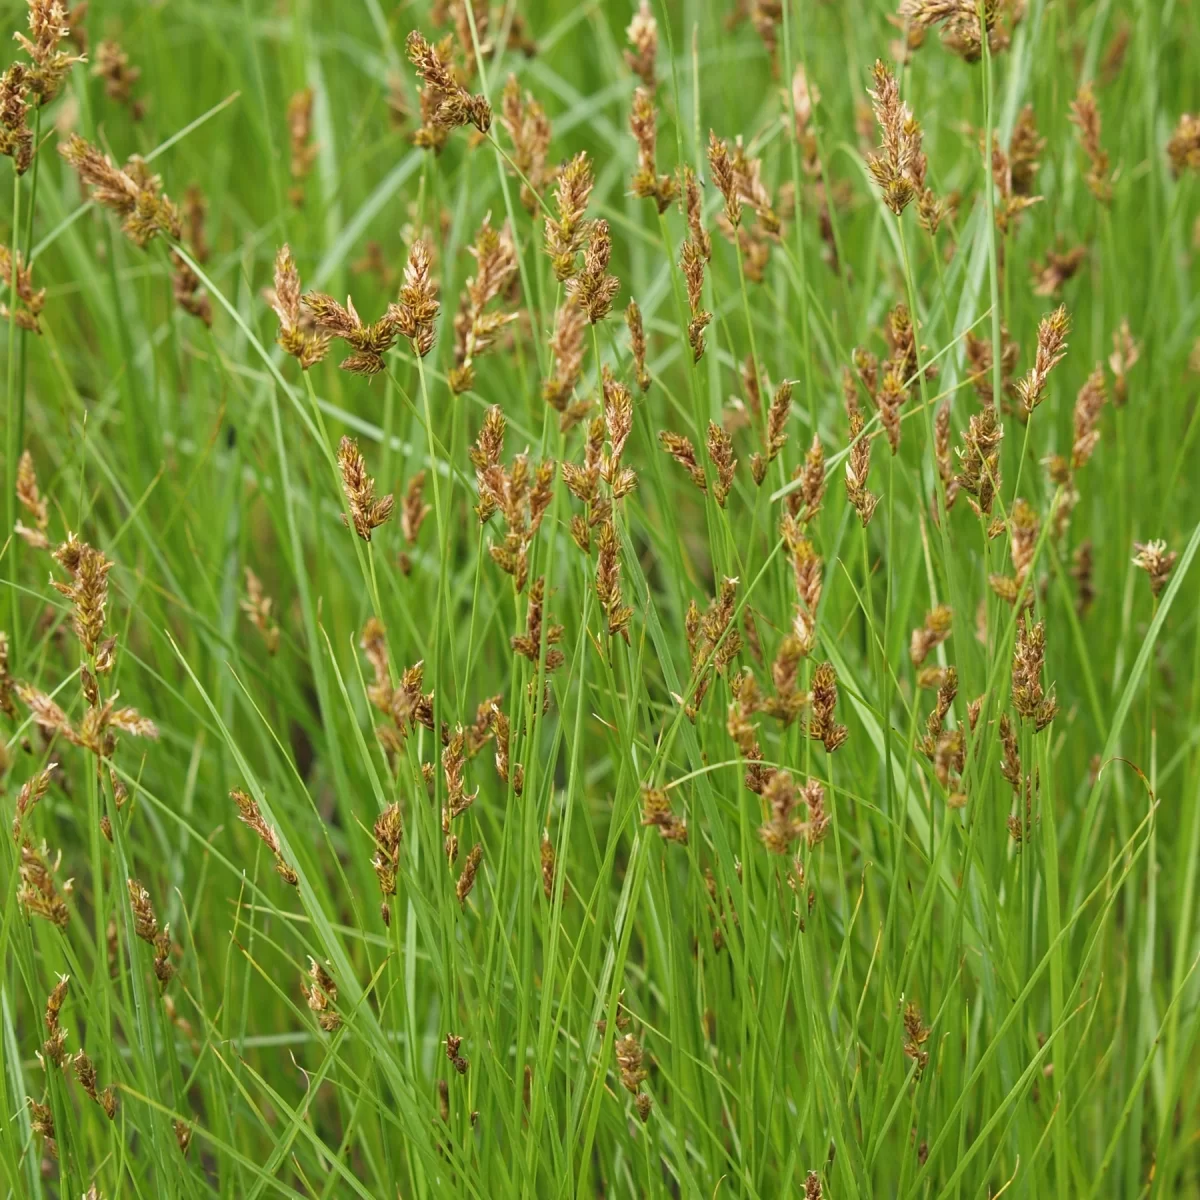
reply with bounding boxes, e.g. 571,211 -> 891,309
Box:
1132,539 -> 1177,599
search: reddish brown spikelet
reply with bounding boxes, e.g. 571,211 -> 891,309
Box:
303,290 -> 400,376
805,1172 -> 823,1200
629,86 -> 676,213
286,88 -> 317,205
1031,246 -> 1086,298
1108,319 -> 1139,406
456,843 -> 483,907
808,661 -> 847,752
1167,113 -> 1200,177
707,131 -> 741,228
641,786 -> 687,844
680,236 -> 712,361
659,430 -> 707,493
540,834 -> 556,899
500,75 -> 552,212
543,296 -> 587,415
568,218 -> 620,323
595,520 -> 633,641
615,1031 -> 648,1093
15,1 -> 84,107
337,436 -> 394,542
1132,540 -> 1177,599
388,237 -> 441,357
73,1051 -> 118,1120
1015,305 -> 1070,414
14,448 -> 49,546
51,534 -> 114,664
1071,365 -> 1108,469
787,435 -> 826,524
170,250 -> 212,327
448,216 -> 517,392
680,165 -> 712,262
707,422 -> 737,508
910,605 -> 952,667
270,245 -> 330,369
1011,613 -> 1058,730
59,135 -> 182,246
758,769 -> 798,854
40,973 -> 69,1067
844,411 -> 879,526
231,789 -> 299,886
302,958 -> 341,1031
17,842 -> 72,927
626,299 -> 650,392
0,246 -> 46,334
13,762 -> 56,843
372,802 -> 402,925
903,1001 -> 931,1074
955,404 -> 1004,516
1069,83 -> 1111,204
406,29 -> 491,136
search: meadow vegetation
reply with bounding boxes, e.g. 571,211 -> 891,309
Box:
2,0 -> 1200,1195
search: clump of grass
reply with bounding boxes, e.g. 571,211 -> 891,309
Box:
2,0 -> 1199,1195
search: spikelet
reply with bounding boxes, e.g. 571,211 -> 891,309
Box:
241,567 -> 280,654
1015,305 -> 1069,414
59,136 -> 182,247
449,216 -> 517,393
12,762 -> 55,843
127,879 -> 174,988
624,1 -> 657,89
1069,83 -> 1112,204
269,245 -> 330,369
337,437 -> 394,542
626,299 -> 650,392
1167,113 -> 1200,177
286,88 -> 317,206
1132,540 -> 1177,599
0,246 -> 45,334
629,87 -> 676,213
93,40 -> 142,118
372,802 -> 402,926
641,786 -> 687,844
568,219 -> 620,324
406,29 -> 491,139
302,959 -> 341,1032
865,61 -> 921,215
545,152 -> 594,280
17,841 -> 72,926
231,789 -> 299,886
499,76 -> 552,212
844,411 -> 879,526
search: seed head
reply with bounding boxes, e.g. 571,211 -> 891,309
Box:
59,135 -> 182,247
630,87 -> 676,213
641,786 -> 687,844
865,61 -> 921,215
0,246 -> 46,334
270,245 -> 330,369
337,437 -> 394,542
1132,540 -> 1177,599
707,131 -> 741,228
231,789 -> 299,886
1069,83 -> 1111,204
844,411 -> 879,526
545,152 -> 594,280
568,218 -> 620,324
624,1 -> 658,89
1167,112 -> 1200,177
406,29 -> 491,136
17,841 -> 72,927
